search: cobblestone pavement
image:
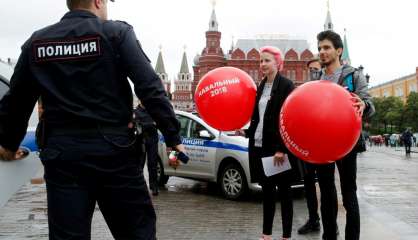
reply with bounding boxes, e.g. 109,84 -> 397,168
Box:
1,147 -> 418,240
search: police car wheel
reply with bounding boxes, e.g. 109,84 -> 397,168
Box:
220,163 -> 248,200
157,160 -> 169,186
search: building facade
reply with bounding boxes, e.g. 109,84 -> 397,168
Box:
172,50 -> 194,111
191,7 -> 314,98
154,48 -> 171,98
368,67 -> 418,103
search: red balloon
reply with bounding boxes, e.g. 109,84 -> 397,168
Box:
279,80 -> 362,164
195,67 -> 256,131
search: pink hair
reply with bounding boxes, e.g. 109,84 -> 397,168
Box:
260,46 -> 284,71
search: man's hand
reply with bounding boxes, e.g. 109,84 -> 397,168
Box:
351,93 -> 365,117
235,129 -> 245,137
166,144 -> 186,169
273,151 -> 285,166
173,144 -> 185,153
0,147 -> 18,161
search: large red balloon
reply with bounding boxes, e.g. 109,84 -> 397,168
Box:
279,80 -> 362,164
195,67 -> 256,131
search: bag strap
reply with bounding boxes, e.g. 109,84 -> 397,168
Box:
337,65 -> 348,86
337,65 -> 356,93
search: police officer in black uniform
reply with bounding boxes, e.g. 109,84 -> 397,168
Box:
0,0 -> 185,239
134,104 -> 160,196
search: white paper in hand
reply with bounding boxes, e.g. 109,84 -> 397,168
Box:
262,154 -> 292,177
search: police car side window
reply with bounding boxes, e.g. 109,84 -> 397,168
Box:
176,115 -> 190,138
190,121 -> 210,139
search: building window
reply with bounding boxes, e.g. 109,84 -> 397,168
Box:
383,89 -> 390,97
396,87 -> 403,97
409,83 -> 417,93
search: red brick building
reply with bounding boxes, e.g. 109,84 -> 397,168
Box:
191,8 -> 314,98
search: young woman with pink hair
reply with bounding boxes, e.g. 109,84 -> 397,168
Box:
238,46 -> 299,240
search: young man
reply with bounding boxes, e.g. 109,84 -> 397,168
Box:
0,0 -> 185,239
297,57 -> 322,234
314,30 -> 375,240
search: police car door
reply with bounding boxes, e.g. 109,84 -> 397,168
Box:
0,63 -> 41,208
183,119 -> 216,179
160,114 -> 191,176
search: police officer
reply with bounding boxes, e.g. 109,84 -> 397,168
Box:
134,103 -> 160,196
0,0 -> 184,239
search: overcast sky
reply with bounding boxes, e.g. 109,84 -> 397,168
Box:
0,0 -> 417,87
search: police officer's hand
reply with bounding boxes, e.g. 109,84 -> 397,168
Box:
273,151 -> 285,166
173,144 -> 185,153
0,146 -> 18,161
351,93 -> 365,117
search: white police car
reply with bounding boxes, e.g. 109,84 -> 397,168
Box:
0,61 -> 41,208
157,110 -> 257,199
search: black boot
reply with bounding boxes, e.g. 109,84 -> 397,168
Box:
298,219 -> 320,234
150,185 -> 159,196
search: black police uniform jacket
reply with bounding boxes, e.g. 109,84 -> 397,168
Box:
246,73 -> 299,183
0,10 -> 181,151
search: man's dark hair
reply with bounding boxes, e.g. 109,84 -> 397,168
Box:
307,57 -> 320,67
317,30 -> 344,50
66,0 -> 92,10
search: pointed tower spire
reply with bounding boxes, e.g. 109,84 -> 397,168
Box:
342,29 -> 351,65
179,46 -> 190,74
209,0 -> 218,31
324,0 -> 334,31
154,45 -> 170,94
155,45 -> 166,74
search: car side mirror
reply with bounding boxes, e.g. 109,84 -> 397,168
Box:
199,130 -> 214,140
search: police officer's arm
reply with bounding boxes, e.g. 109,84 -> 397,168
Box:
119,26 -> 181,147
353,71 -> 375,119
0,42 -> 40,154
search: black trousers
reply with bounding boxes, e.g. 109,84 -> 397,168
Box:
336,151 -> 360,240
316,163 -> 338,240
254,147 -> 293,238
405,143 -> 411,154
317,150 -> 360,240
302,162 -> 320,222
141,127 -> 159,189
40,133 -> 156,240
262,178 -> 293,238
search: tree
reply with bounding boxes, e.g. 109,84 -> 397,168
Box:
369,96 -> 404,134
404,92 -> 418,132
384,96 -> 404,132
370,97 -> 384,133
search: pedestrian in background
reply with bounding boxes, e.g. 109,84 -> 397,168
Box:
401,128 -> 413,155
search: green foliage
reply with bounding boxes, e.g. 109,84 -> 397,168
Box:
369,96 -> 405,134
404,92 -> 418,132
